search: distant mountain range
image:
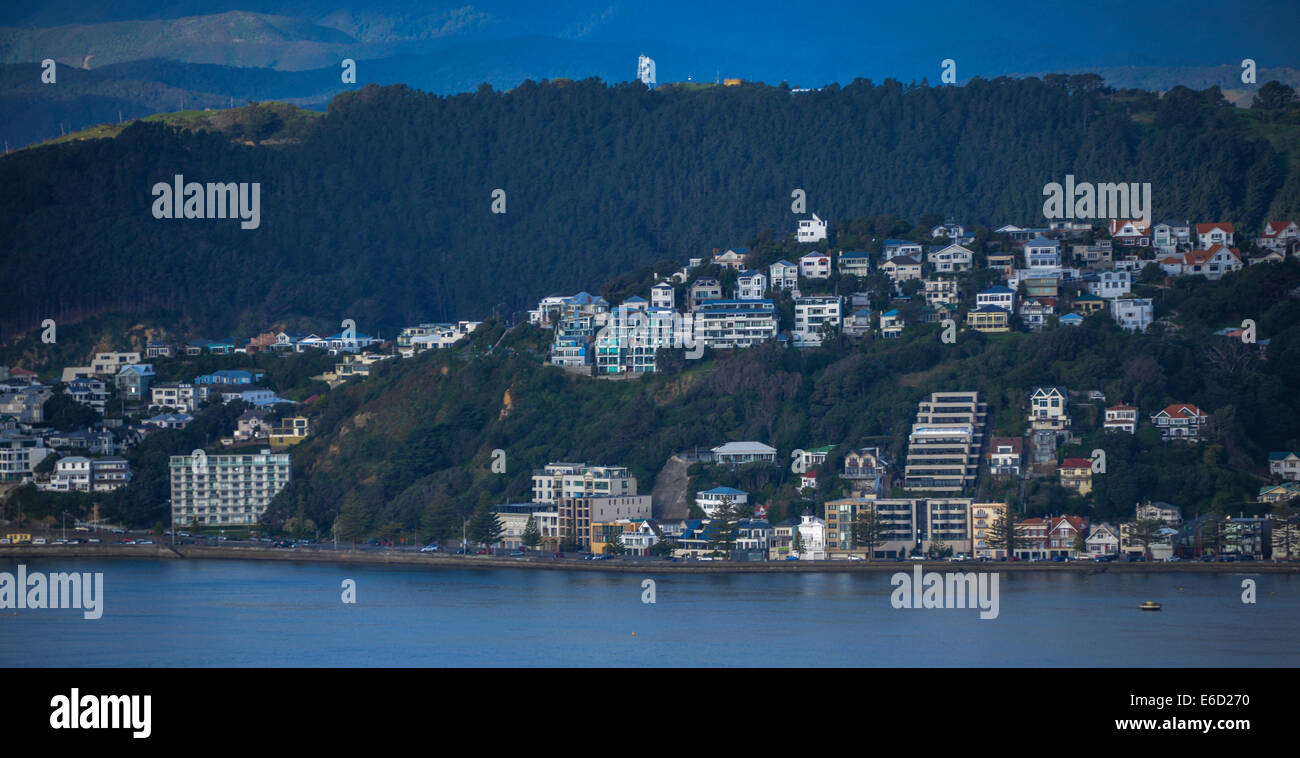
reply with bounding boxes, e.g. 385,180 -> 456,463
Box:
4,2 -> 1300,149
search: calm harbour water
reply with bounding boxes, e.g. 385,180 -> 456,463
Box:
1,559 -> 1296,667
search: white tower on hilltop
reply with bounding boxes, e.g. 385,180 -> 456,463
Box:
637,54 -> 656,88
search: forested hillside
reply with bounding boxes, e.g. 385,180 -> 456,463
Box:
3,76 -> 1299,339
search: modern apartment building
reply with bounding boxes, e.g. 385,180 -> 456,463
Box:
594,306 -> 678,374
531,462 -> 638,504
793,296 -> 842,347
557,494 -> 651,549
170,449 -> 292,526
0,432 -> 51,481
903,391 -> 987,493
822,495 -> 1005,558
695,300 -> 778,349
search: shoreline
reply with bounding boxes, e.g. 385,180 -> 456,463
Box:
1,545 -> 1297,573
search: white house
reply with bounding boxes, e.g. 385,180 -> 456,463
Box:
798,213 -> 828,243
795,508 -> 827,560
650,282 -> 675,310
1151,404 -> 1208,440
711,441 -> 778,466
49,456 -> 92,491
976,285 -> 1016,312
1152,219 -> 1191,254
1195,222 -> 1234,249
1109,219 -> 1151,247
931,220 -> 966,239
1268,452 -> 1300,481
1089,270 -> 1132,299
735,270 -> 767,300
928,244 -> 974,273
769,260 -> 799,291
1028,386 -> 1070,432
1160,245 -> 1242,280
1085,523 -> 1120,557
880,255 -> 921,283
837,251 -> 871,278
799,252 -> 832,279
1258,221 -> 1299,253
793,296 -> 842,346
1104,405 -> 1138,433
1110,297 -> 1153,332
882,239 -> 924,261
695,486 -> 748,517
1023,236 -> 1061,268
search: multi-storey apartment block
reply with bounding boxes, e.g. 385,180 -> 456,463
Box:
170,449 -> 291,526
903,391 -> 988,493
793,296 -> 842,347
532,462 -> 637,504
695,300 -> 778,349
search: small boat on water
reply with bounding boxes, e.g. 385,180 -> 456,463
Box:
1139,601 -> 1162,611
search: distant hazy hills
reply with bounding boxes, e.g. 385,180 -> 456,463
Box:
0,11 -> 359,69
4,3 -> 1300,150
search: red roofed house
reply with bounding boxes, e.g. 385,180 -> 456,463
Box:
800,470 -> 819,490
1109,219 -> 1151,247
1195,222 -> 1234,249
1151,403 -> 1209,441
1104,404 -> 1138,433
1257,221 -> 1299,254
8,367 -> 37,378
1160,245 -> 1241,280
1047,516 -> 1089,558
1058,458 -> 1094,496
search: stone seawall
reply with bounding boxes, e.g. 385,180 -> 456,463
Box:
1,545 -> 1296,574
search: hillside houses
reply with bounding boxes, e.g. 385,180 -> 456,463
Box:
880,254 -> 921,283
769,260 -> 798,291
799,251 -> 833,279
928,243 -> 974,273
1257,221 -> 1299,253
1151,403 -> 1209,441
797,213 -> 827,243
1196,222 -> 1234,249
1158,245 -> 1242,280
1109,219 -> 1151,248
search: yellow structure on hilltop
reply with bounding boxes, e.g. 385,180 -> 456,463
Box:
269,417 -> 310,449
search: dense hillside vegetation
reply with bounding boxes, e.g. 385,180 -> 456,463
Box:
3,77 -> 1299,339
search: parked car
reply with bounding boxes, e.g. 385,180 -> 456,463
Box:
420,544 -> 441,553
908,555 -> 926,561
87,538 -> 101,544
33,538 -> 47,545
508,551 -> 525,557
